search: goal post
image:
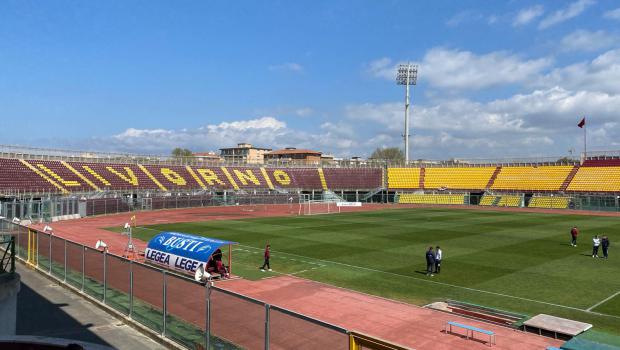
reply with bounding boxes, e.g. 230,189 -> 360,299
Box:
298,194 -> 341,216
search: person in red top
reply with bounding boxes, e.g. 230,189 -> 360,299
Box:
570,226 -> 579,247
260,244 -> 272,272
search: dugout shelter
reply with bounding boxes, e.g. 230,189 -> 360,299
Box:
145,231 -> 237,277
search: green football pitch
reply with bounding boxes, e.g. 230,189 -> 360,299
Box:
116,207 -> 620,338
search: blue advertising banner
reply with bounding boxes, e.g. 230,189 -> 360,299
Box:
145,231 -> 235,275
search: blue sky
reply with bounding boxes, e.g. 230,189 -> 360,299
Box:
1,0 -> 620,159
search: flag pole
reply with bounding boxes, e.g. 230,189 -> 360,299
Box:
584,119 -> 587,158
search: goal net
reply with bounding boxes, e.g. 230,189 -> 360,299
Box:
298,195 -> 341,216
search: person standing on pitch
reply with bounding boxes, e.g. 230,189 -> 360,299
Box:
434,246 -> 443,274
426,246 -> 435,276
570,226 -> 579,247
592,235 -> 601,258
602,235 -> 610,259
260,244 -> 272,272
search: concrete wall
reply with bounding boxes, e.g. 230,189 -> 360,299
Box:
0,273 -> 20,335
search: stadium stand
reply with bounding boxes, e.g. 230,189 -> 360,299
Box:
491,166 -> 574,191
423,167 -> 496,190
0,157 -> 384,192
496,195 -> 521,207
322,168 -> 383,190
387,168 -> 421,189
399,193 -> 466,205
479,195 -> 498,206
528,196 -> 570,209
566,166 -> 620,192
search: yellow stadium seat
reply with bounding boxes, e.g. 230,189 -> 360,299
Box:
528,196 -> 570,209
566,167 -> 620,192
491,166 -> 573,191
424,167 -> 495,190
388,168 -> 421,189
399,193 -> 465,205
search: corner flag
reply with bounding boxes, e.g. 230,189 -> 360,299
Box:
578,117 -> 585,128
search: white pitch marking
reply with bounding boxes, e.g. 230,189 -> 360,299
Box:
587,290 -> 620,312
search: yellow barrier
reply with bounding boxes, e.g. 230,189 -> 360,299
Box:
349,331 -> 413,350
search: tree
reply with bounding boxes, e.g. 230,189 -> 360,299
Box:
171,148 -> 193,158
369,147 -> 405,161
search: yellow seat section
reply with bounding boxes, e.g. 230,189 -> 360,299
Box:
567,167 -> 620,192
528,196 -> 570,209
497,195 -> 521,207
479,195 -> 498,206
388,168 -> 421,189
491,166 -> 573,191
423,167 -> 495,190
399,193 -> 465,205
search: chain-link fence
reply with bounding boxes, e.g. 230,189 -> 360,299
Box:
3,220 -> 351,350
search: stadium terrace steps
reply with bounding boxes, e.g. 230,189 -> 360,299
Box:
560,165 -> 580,192
528,196 -> 570,209
486,166 -> 502,189
419,167 -> 425,189
321,168 -> 382,190
423,167 -> 496,190
491,166 -> 574,192
0,157 -> 384,192
387,168 -> 421,189
399,193 -> 466,205
566,166 -> 620,192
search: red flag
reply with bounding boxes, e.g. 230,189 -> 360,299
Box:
577,117 -> 585,128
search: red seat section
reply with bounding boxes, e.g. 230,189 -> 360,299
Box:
0,158 -> 57,192
141,164 -> 202,190
322,168 -> 383,189
27,160 -> 95,192
69,161 -> 157,190
264,168 -> 323,190
582,159 -> 620,167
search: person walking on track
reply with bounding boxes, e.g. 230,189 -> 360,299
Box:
570,226 -> 579,247
434,246 -> 443,274
260,244 -> 272,272
426,246 -> 435,277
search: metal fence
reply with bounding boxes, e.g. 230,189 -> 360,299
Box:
2,220 -> 351,350
394,192 -> 620,212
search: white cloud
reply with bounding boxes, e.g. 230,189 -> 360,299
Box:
367,48 -> 552,90
539,0 -> 596,29
446,10 -> 483,27
559,30 -> 617,52
537,49 -> 620,94
268,62 -> 304,72
294,107 -> 314,116
603,7 -> 620,20
513,5 -> 545,26
343,86 -> 620,158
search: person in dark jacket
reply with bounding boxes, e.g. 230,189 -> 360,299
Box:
260,244 -> 272,272
570,226 -> 579,247
602,236 -> 610,259
426,247 -> 435,276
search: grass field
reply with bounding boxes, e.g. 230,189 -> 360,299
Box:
112,207 -> 620,340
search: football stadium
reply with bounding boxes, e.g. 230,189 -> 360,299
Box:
1,146 -> 620,350
2,2 -> 620,350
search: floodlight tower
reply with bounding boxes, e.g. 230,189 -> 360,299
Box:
396,63 -> 418,163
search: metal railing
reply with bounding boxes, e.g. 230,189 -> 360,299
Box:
3,143 -> 612,167
0,236 -> 16,275
5,220 -> 355,350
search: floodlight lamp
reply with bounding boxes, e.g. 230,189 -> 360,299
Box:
12,217 -> 20,224
124,223 -> 131,229
43,225 -> 53,233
